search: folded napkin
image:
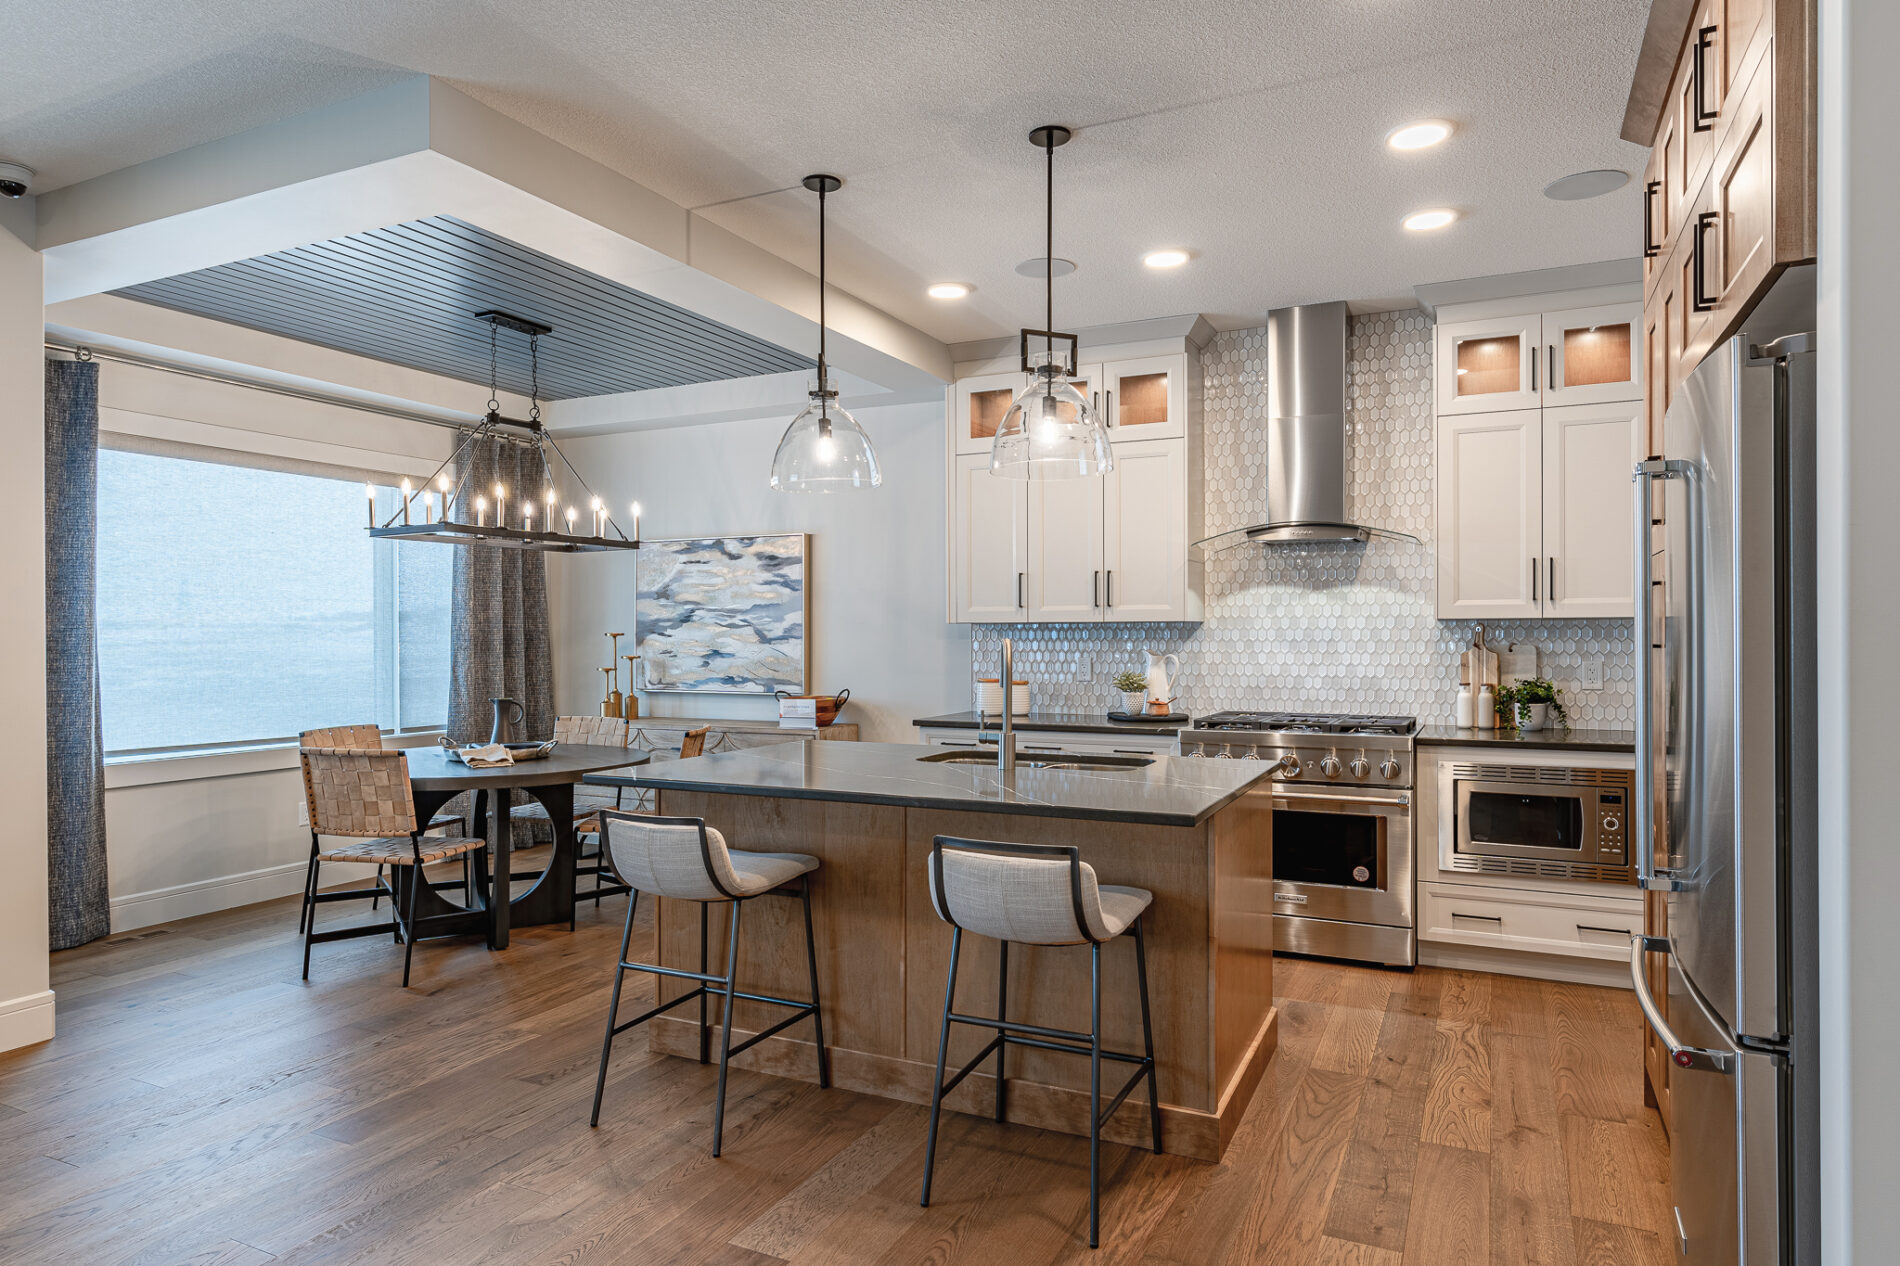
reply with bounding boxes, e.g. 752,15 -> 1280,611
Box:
458,743 -> 516,768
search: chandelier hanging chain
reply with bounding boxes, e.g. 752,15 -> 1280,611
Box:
487,320 -> 501,414
529,330 -> 542,423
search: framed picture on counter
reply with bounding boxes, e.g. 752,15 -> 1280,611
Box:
634,533 -> 810,694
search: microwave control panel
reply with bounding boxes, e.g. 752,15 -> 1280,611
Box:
1596,790 -> 1627,862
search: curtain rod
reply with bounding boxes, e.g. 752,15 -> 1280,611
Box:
43,339 -> 495,435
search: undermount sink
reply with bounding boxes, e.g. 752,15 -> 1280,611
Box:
918,750 -> 1155,771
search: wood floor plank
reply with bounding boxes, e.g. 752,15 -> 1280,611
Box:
1560,1115 -> 1673,1235
0,899 -> 1674,1266
1401,1143 -> 1489,1265
1574,1215 -> 1671,1266
1489,1032 -> 1578,1266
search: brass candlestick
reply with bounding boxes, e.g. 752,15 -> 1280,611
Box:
601,666 -> 622,718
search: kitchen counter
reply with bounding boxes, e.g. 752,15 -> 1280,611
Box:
1419,724 -> 1636,753
912,709 -> 1191,738
610,740 -> 1278,1162
601,740 -> 1267,827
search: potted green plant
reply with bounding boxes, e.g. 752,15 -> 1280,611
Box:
1112,670 -> 1149,717
1496,676 -> 1569,731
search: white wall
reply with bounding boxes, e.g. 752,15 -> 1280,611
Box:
551,400 -> 966,743
1817,0 -> 1900,1258
0,200 -> 52,1052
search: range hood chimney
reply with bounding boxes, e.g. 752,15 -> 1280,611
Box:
1198,301 -> 1411,551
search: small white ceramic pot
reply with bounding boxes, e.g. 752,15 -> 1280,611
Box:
1119,691 -> 1147,716
1514,701 -> 1549,731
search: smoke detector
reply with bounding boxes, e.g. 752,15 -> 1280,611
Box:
0,162 -> 34,199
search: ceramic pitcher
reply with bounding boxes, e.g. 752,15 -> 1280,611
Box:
488,697 -> 525,744
1143,651 -> 1180,706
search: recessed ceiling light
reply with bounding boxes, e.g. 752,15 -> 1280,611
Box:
1386,120 -> 1454,151
1143,249 -> 1190,269
1543,168 -> 1630,201
927,282 -> 971,299
1015,256 -> 1076,278
1402,208 -> 1458,232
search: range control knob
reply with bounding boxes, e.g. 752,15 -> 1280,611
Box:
1379,757 -> 1402,780
1242,749 -> 1259,760
1348,757 -> 1371,780
1278,754 -> 1302,778
1319,755 -> 1342,780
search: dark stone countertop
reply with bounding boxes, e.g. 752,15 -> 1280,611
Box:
588,740 -> 1270,828
912,710 -> 1191,737
1418,724 -> 1636,753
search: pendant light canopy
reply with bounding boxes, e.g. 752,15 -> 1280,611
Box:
991,126 -> 1112,481
770,174 -> 882,492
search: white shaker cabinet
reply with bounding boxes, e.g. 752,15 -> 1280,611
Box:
1433,289 -> 1643,621
1540,402 -> 1643,618
952,454 -> 1028,621
1026,475 -> 1106,621
1103,438 -> 1193,620
1436,409 -> 1544,619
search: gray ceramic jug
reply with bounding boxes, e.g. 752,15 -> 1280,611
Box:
488,697 -> 525,744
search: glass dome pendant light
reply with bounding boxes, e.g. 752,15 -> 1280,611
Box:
991,125 -> 1112,481
770,174 -> 882,492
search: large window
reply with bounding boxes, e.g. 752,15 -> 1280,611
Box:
97,448 -> 453,755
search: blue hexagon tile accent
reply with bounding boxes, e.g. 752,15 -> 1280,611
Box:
970,311 -> 1636,729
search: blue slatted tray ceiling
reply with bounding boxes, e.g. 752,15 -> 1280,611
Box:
114,216 -> 815,400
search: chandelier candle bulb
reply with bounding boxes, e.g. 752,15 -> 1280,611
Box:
474,495 -> 486,527
522,501 -> 533,529
494,483 -> 505,526
367,482 -> 376,527
400,479 -> 412,525
630,501 -> 641,544
565,506 -> 577,533
590,496 -> 603,537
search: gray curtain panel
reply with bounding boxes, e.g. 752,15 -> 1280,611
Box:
446,434 -> 555,745
46,359 -> 110,950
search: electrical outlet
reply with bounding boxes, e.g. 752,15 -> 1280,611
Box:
1580,658 -> 1604,692
297,798 -> 308,827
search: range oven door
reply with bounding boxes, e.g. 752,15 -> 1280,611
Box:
1269,783 -> 1413,928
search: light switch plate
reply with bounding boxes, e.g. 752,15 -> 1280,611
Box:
1580,658 -> 1604,691
297,799 -> 308,826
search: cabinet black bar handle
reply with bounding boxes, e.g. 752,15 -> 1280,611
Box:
1530,349 -> 1537,393
1093,570 -> 1100,608
1643,180 -> 1662,257
1017,571 -> 1025,609
1532,556 -> 1539,602
1105,570 -> 1114,608
1692,25 -> 1719,132
1692,210 -> 1720,312
1548,557 -> 1556,602
1549,345 -> 1556,389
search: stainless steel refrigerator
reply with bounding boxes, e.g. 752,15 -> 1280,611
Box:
1632,330 -> 1820,1265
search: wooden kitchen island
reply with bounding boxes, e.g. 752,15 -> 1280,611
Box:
596,741 -> 1276,1161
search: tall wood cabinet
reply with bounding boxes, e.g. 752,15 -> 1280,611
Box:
1433,292 -> 1643,621
947,326 -> 1206,625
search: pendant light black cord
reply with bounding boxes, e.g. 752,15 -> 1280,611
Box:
1045,132 -> 1055,360
817,184 -> 828,391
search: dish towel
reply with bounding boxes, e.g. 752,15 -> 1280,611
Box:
458,744 -> 517,768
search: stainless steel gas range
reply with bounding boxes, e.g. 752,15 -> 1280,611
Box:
1181,712 -> 1417,967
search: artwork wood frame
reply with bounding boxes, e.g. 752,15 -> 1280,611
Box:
635,533 -> 810,695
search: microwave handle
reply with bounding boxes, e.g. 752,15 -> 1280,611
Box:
1632,458 -> 1689,892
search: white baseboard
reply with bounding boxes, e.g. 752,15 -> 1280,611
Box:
1418,942 -> 1632,989
0,989 -> 55,1052
110,860 -> 308,932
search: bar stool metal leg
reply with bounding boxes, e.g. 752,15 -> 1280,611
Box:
919,925 -> 964,1208
590,890 -> 640,1127
711,898 -> 744,1157
801,878 -> 831,1089
1135,915 -> 1161,1153
994,940 -> 1009,1121
1088,940 -> 1102,1248
698,902 -> 711,1064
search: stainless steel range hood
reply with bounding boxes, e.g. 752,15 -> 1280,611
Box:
1196,301 -> 1415,551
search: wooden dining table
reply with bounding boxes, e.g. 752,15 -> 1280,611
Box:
403,743 -> 651,948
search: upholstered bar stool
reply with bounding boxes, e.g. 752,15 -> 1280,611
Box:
919,836 -> 1161,1248
588,810 -> 829,1156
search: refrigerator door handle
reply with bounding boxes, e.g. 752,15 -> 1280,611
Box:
1633,457 -> 1691,892
1630,935 -> 1733,1073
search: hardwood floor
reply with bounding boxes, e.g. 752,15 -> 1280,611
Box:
0,863 -> 1673,1264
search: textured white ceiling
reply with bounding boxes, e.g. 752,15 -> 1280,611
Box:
3,0 -> 1651,340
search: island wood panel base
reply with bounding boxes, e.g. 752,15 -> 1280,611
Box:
646,791 -> 1276,1161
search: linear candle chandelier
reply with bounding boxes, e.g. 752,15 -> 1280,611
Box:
369,311 -> 642,553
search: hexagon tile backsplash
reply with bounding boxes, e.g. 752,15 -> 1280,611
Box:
969,311 -> 1637,729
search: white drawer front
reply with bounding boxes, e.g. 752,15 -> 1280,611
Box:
1418,881 -> 1643,961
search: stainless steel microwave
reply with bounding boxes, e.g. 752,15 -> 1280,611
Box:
1439,762 -> 1636,884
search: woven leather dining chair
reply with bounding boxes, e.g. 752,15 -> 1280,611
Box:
919,835 -> 1162,1248
678,726 -> 710,759
588,810 -> 828,1156
297,725 -> 470,932
297,747 -> 489,987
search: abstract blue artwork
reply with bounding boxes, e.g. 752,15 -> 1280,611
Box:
634,534 -> 809,694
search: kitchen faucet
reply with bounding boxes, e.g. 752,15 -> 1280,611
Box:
996,638 -> 1016,771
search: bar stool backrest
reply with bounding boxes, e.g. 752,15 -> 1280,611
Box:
599,810 -> 746,901
928,836 -> 1115,946
554,715 -> 630,746
300,724 -> 383,750
301,748 -> 420,839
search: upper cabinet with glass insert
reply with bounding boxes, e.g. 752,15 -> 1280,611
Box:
1435,303 -> 1642,415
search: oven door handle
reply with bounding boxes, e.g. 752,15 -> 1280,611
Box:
1271,792 -> 1410,808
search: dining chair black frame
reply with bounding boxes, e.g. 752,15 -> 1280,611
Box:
919,835 -> 1162,1248
588,810 -> 830,1156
